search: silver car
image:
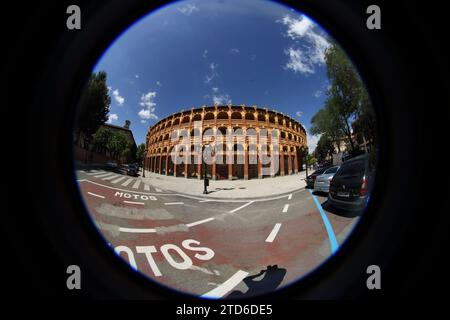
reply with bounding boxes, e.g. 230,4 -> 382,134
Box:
313,166 -> 340,193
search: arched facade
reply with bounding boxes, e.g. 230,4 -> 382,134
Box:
145,105 -> 307,180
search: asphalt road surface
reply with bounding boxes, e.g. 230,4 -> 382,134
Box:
76,168 -> 360,299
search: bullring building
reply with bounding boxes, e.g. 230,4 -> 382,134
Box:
145,105 -> 307,180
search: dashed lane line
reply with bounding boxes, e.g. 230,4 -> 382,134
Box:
87,192 -> 105,199
118,217 -> 214,234
132,179 -> 141,189
201,270 -> 249,299
123,200 -> 145,205
121,178 -> 134,187
186,217 -> 214,227
265,223 -> 282,243
288,193 -> 292,200
282,204 -> 289,213
111,176 -> 126,184
229,201 -> 254,213
164,202 -> 184,205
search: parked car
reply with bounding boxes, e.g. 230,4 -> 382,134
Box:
106,160 -> 118,168
305,166 -> 330,188
313,166 -> 340,193
328,154 -> 375,211
127,163 -> 139,176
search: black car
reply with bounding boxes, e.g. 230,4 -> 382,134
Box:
305,166 -> 330,188
328,154 -> 375,211
127,163 -> 139,176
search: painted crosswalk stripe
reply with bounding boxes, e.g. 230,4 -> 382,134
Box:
288,193 -> 292,200
86,170 -> 104,175
111,176 -> 126,184
93,173 -> 114,178
265,223 -> 282,243
186,217 -> 214,227
164,202 -> 184,205
102,174 -> 119,181
155,188 -> 162,192
87,192 -> 105,199
132,179 -> 141,189
121,178 -> 133,187
282,204 -> 289,213
144,184 -> 150,191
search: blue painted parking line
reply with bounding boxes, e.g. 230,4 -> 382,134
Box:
309,190 -> 339,254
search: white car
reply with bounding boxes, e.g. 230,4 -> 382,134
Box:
313,166 -> 340,193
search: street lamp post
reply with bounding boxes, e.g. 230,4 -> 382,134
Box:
142,150 -> 147,177
202,144 -> 210,194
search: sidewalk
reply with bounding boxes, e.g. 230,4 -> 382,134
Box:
140,170 -> 310,199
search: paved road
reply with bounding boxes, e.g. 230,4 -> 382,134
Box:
76,168 -> 360,298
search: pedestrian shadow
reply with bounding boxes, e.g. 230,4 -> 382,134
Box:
226,265 -> 287,299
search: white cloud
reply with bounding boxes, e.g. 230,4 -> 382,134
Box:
295,111 -> 303,118
107,113 -> 118,124
138,91 -> 158,120
229,48 -> 240,54
204,62 -> 219,84
279,14 -> 330,75
307,133 -> 321,153
202,49 -> 208,59
111,88 -> 125,106
213,93 -> 232,105
140,119 -> 147,124
212,87 -> 219,93
177,4 -> 199,16
313,90 -> 322,98
156,81 -> 162,86
135,74 -> 139,78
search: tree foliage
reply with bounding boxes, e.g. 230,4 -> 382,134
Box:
75,71 -> 111,148
310,43 -> 376,156
136,143 -> 146,165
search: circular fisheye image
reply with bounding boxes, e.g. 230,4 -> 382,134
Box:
73,0 -> 377,298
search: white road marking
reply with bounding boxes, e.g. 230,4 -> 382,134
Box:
85,170 -> 103,175
93,172 -> 115,178
229,201 -> 254,213
111,176 -> 126,184
199,200 -> 210,203
282,204 -> 289,213
164,202 -> 184,205
132,179 -> 141,189
155,188 -> 162,192
119,227 -> 157,233
102,174 -> 119,181
201,270 -> 249,299
265,223 -> 282,242
87,192 -> 105,199
123,200 -> 145,205
121,178 -> 133,187
186,217 -> 215,227
144,184 -> 150,191
288,193 -> 292,200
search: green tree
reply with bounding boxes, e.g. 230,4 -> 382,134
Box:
307,154 -> 317,166
75,71 -> 111,150
310,102 -> 344,152
107,131 -> 129,161
92,126 -> 113,155
314,134 -> 335,164
135,143 -> 146,165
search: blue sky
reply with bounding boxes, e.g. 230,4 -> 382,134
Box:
94,0 -> 334,151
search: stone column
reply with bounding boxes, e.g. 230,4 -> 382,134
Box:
280,151 -> 285,176
159,155 -> 162,174
294,150 -> 298,174
244,143 -> 249,180
228,143 -> 233,180
165,155 -> 169,175
288,151 -> 292,175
